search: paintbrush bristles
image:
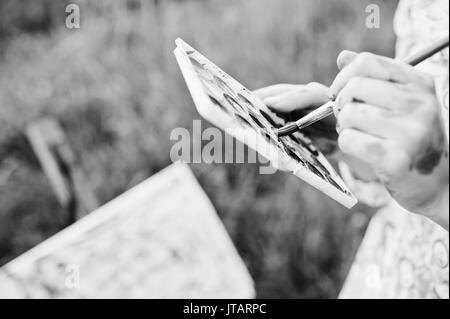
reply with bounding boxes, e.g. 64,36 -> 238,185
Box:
276,101 -> 334,137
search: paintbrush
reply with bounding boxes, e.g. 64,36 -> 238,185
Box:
275,34 -> 450,137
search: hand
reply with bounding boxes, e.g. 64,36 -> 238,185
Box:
254,83 -> 338,154
330,50 -> 449,229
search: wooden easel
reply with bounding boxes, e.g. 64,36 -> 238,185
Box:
26,118 -> 99,224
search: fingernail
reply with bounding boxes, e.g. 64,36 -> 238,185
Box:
336,122 -> 341,134
328,91 -> 336,101
264,96 -> 278,106
337,56 -> 351,70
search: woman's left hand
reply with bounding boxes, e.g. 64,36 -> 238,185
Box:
329,50 -> 449,229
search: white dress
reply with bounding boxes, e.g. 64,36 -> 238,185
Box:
339,0 -> 449,299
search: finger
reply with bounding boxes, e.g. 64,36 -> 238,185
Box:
253,84 -> 300,100
330,50 -> 358,101
337,102 -> 406,139
333,101 -> 342,118
334,77 -> 423,112
338,128 -> 410,183
329,52 -> 422,99
338,128 -> 389,165
337,50 -> 358,70
264,82 -> 329,112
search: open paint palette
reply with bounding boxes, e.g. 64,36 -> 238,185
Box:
174,38 -> 357,208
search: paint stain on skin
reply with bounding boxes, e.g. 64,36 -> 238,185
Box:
377,95 -> 423,118
366,142 -> 386,161
394,95 -> 423,114
376,58 -> 405,83
379,108 -> 398,118
403,96 -> 424,110
412,142 -> 444,174
336,97 -> 364,113
410,118 -> 446,175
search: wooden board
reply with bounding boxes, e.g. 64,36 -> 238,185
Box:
0,163 -> 254,298
26,118 -> 99,221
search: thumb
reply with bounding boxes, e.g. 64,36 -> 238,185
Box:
264,83 -> 329,112
253,84 -> 299,100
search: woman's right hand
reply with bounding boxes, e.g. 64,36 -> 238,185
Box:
254,82 -> 381,182
254,82 -> 338,154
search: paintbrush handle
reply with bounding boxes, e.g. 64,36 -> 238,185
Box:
403,34 -> 449,66
295,101 -> 334,130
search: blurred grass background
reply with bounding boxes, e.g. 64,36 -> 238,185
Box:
0,0 -> 398,298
